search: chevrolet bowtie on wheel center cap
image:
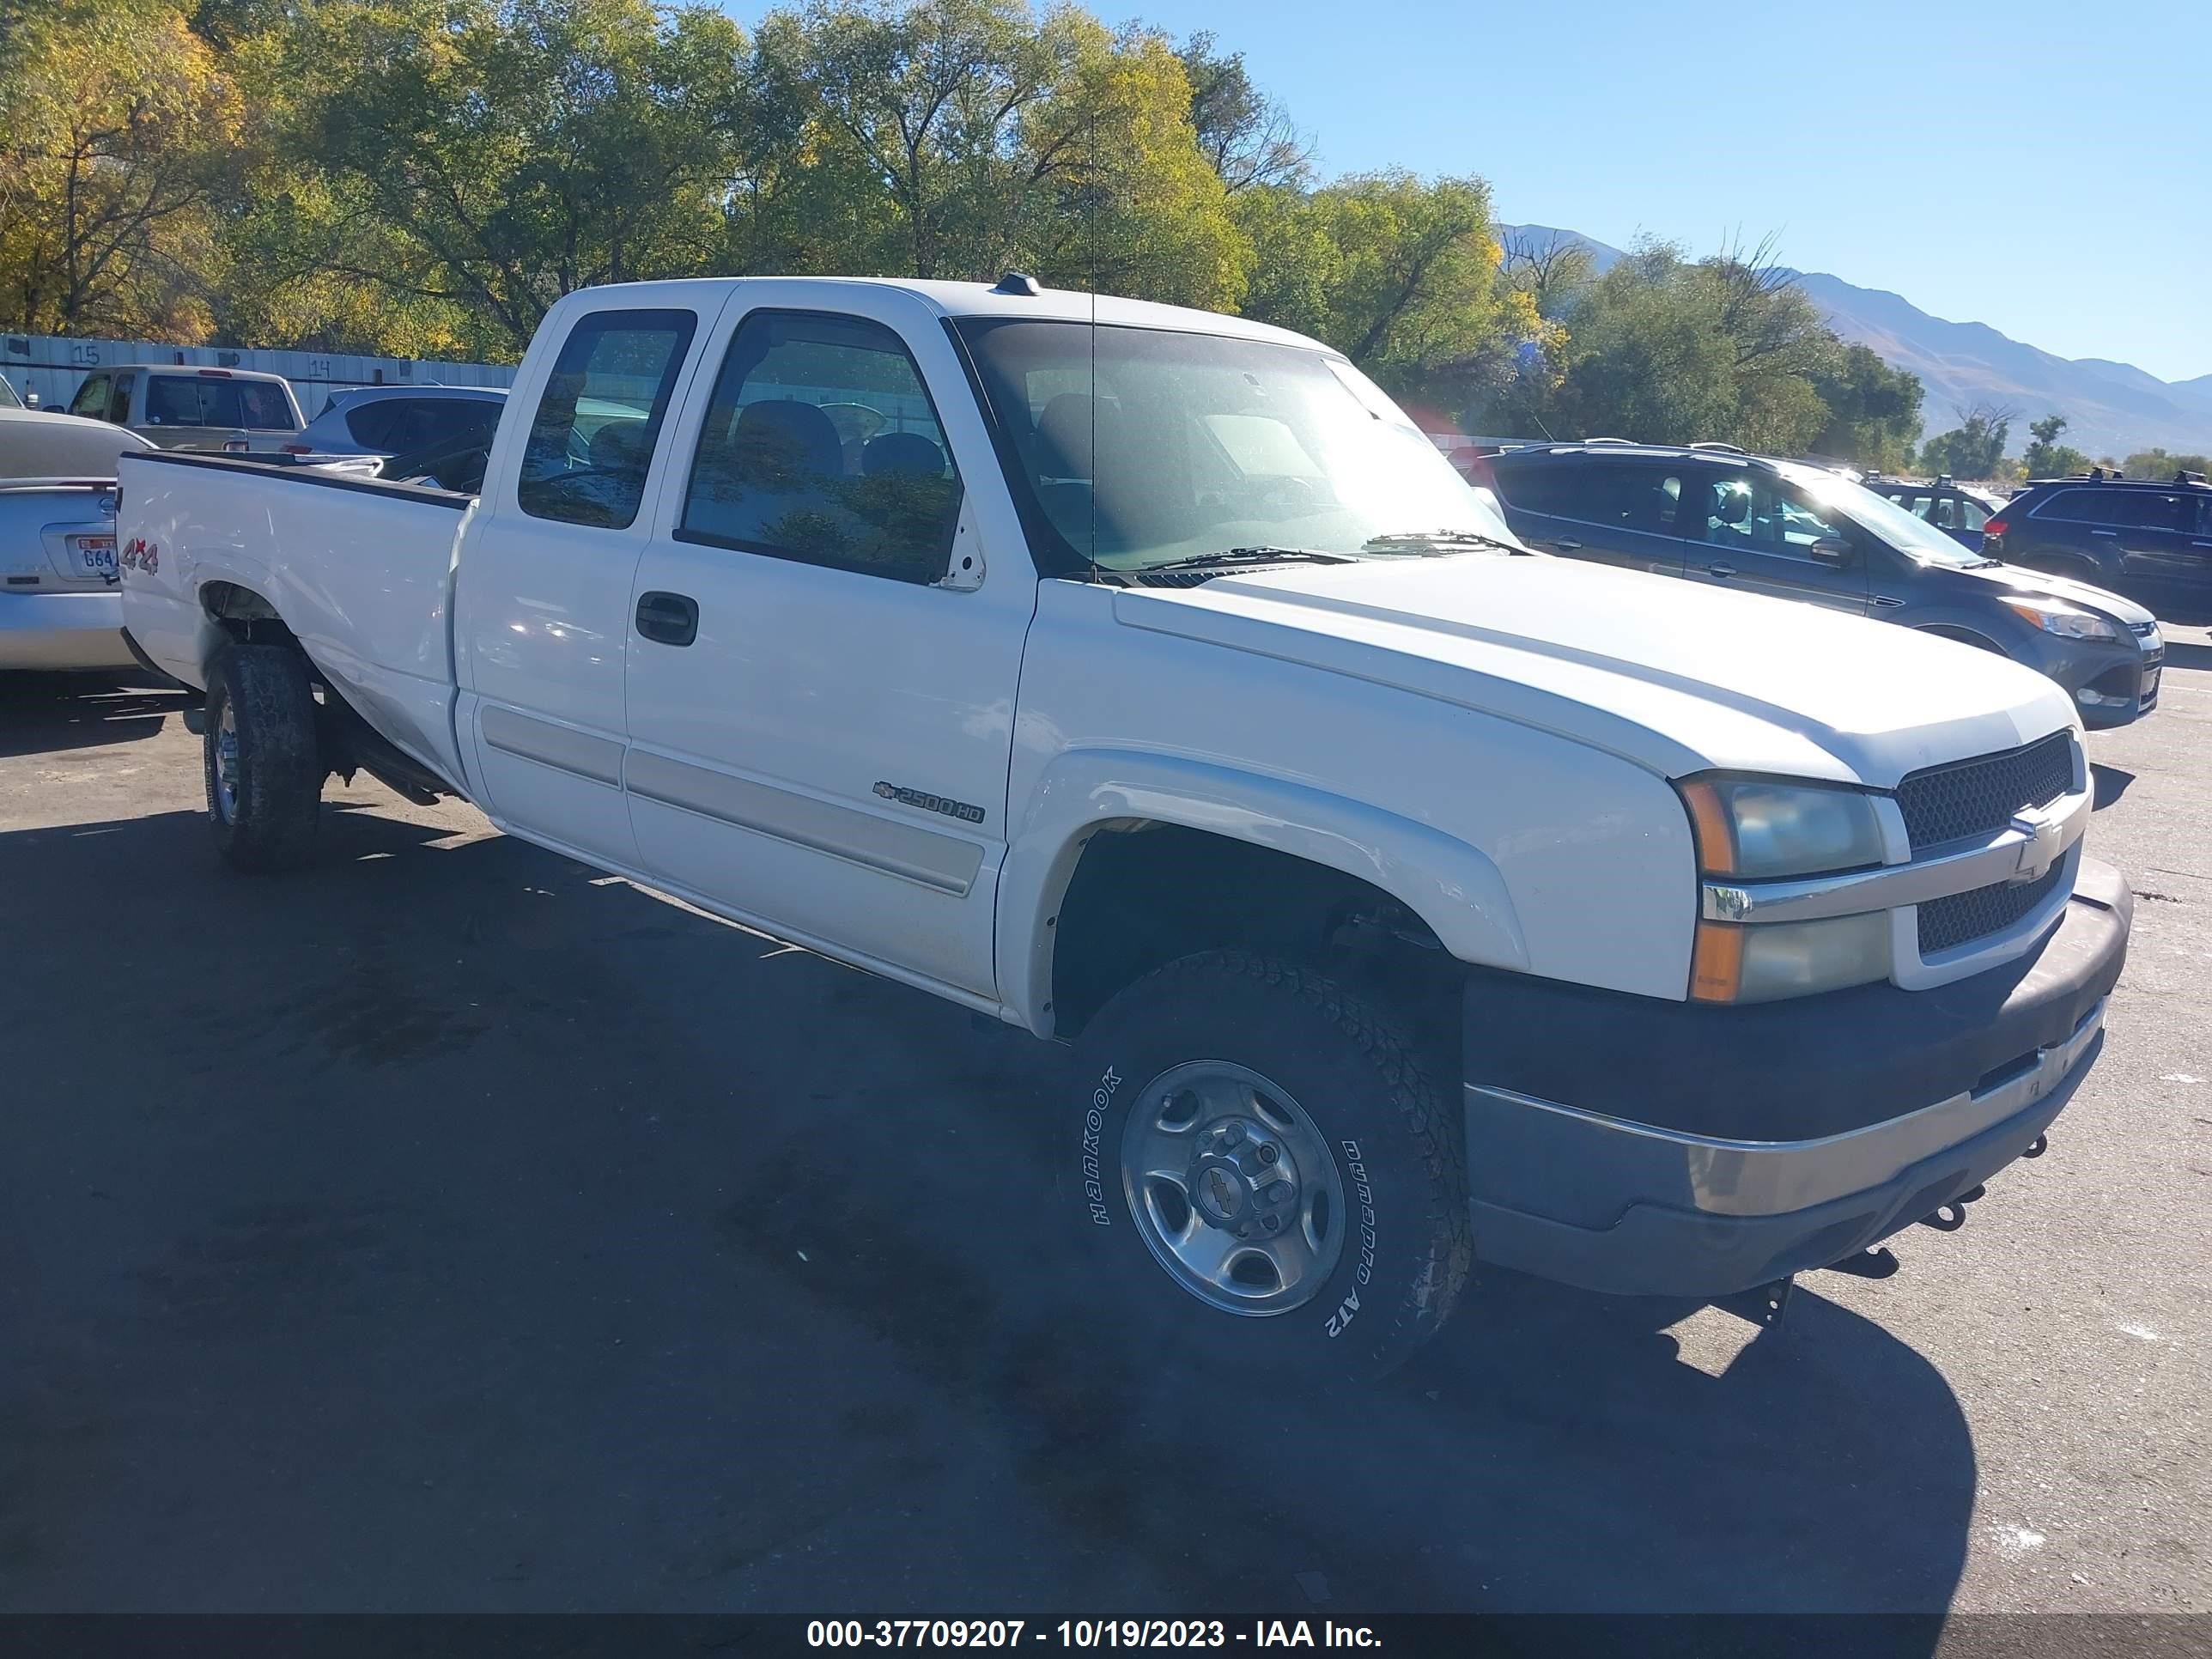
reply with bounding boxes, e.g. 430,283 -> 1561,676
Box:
1124,1061 -> 1347,1317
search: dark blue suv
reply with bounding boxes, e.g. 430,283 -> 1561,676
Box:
1460,441 -> 2165,727
1982,470 -> 2212,623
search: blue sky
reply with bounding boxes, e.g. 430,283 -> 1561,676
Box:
722,0 -> 2212,382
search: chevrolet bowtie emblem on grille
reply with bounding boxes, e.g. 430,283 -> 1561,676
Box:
2009,811 -> 2064,884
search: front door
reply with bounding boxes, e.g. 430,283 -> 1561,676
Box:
455,301 -> 707,869
1684,468 -> 1869,614
623,294 -> 1030,1000
2106,488 -> 2212,615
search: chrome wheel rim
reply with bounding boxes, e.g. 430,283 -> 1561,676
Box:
1120,1060 -> 1347,1317
213,701 -> 240,822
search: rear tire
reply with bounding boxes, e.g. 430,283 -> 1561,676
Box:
1066,950 -> 1471,1383
204,642 -> 322,872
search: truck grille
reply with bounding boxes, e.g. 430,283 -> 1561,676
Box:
1894,733 -> 2074,849
1917,861 -> 2067,956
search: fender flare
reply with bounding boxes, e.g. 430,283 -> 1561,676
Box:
996,747 -> 1528,1036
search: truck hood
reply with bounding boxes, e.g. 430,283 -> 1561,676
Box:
1114,554 -> 2080,787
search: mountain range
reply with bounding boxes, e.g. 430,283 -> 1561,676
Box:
1499,225 -> 2212,460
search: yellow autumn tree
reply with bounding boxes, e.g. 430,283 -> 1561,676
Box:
0,0 -> 242,340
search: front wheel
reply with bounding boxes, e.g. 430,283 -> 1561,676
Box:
1066,951 -> 1471,1382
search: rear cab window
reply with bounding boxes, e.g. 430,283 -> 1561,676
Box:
518,308 -> 698,530
141,374 -> 297,430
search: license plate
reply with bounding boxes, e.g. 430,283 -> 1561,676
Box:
76,539 -> 117,578
2140,666 -> 2160,707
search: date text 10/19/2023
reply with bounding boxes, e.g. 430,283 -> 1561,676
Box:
806,1620 -> 1383,1649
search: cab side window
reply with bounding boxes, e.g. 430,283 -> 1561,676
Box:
518,307 -> 698,531
678,310 -> 963,585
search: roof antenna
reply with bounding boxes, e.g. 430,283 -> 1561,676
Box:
1088,283 -> 1099,583
992,271 -> 1041,297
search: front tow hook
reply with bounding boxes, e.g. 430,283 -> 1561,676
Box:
1920,1182 -> 1988,1233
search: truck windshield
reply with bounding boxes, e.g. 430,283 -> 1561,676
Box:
954,319 -> 1519,574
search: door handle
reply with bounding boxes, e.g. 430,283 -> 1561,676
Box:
1703,562 -> 1736,578
1547,538 -> 1583,552
635,591 -> 698,647
2091,529 -> 2118,538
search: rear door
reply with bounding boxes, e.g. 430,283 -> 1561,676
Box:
453,300 -> 709,868
621,292 -> 1026,999
1488,458 -> 1693,574
1684,467 -> 1869,613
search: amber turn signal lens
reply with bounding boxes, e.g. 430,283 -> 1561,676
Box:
1690,921 -> 1744,1002
1677,780 -> 1735,877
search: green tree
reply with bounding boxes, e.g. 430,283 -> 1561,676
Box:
1239,171 -> 1550,421
246,0 -> 747,357
1499,228 -> 1595,323
2021,413 -> 2089,478
0,0 -> 240,339
757,0 -> 1243,308
1491,237 -> 1841,453
1918,401 -> 2017,479
1808,343 -> 1923,470
2121,447 -> 2212,479
1176,30 -> 1309,192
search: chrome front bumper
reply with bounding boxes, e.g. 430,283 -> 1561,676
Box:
1470,999 -> 2100,1224
1462,862 -> 2130,1299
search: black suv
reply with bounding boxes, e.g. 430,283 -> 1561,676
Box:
1460,441 -> 2165,727
1982,471 -> 2212,622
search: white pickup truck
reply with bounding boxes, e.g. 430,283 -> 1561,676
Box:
118,276 -> 2130,1377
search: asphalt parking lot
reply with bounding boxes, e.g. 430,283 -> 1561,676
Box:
2,634 -> 2207,1625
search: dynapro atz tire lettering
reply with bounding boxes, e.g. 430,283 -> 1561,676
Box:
1326,1139 -> 1378,1339
1067,950 -> 1471,1381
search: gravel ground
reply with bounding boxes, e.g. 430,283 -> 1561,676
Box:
0,629 -> 2205,1625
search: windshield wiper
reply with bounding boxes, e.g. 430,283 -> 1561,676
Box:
1142,546 -> 1360,572
1363,528 -> 1528,556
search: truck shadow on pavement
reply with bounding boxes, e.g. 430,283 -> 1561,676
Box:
0,802 -> 1971,1630
0,672 -> 194,759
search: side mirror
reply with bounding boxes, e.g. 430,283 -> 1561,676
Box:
1809,535 -> 1853,565
22,391 -> 39,409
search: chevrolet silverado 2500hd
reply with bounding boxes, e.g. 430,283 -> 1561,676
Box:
117,276 -> 2130,1377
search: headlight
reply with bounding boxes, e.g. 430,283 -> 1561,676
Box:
1678,777 -> 1891,1003
1676,778 -> 1885,879
2002,598 -> 2122,641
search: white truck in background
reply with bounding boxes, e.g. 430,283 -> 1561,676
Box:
118,276 -> 2130,1377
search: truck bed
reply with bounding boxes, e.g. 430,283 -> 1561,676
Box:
118,450 -> 477,790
